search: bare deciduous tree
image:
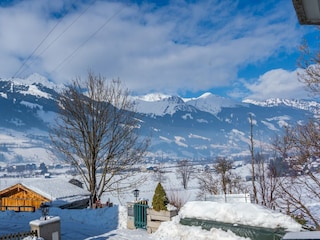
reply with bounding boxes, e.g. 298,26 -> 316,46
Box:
176,159 -> 194,189
248,113 -> 259,204
167,188 -> 190,211
197,170 -> 218,200
247,114 -> 280,208
272,33 -> 320,229
214,157 -> 233,199
298,39 -> 320,95
273,121 -> 320,229
50,72 -> 150,205
153,162 -> 168,184
255,152 -> 280,209
224,171 -> 248,196
197,160 -> 247,201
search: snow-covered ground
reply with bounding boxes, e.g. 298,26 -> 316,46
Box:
0,164 -> 313,239
0,201 -> 302,240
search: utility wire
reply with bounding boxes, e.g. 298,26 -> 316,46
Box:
12,16 -> 64,78
51,5 -> 125,74
17,1 -> 95,77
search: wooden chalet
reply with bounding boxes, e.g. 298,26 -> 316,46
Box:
0,178 -> 90,212
0,183 -> 50,212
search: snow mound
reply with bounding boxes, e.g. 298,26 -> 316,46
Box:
179,201 -> 302,232
154,216 -> 249,240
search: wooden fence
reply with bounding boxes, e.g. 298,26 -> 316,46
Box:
0,206 -> 35,212
0,230 -> 38,240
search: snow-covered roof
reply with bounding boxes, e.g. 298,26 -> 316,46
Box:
0,177 -> 90,203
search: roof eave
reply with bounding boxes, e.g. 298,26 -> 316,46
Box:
293,0 -> 320,25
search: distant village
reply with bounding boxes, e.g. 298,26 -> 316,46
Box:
1,155 -> 320,180
0,162 -> 75,178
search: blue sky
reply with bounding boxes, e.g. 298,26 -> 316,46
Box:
0,0 -> 318,100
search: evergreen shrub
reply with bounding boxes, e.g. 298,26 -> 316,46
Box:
152,182 -> 169,211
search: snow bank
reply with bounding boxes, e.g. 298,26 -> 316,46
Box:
179,201 -> 302,232
153,216 -> 249,240
0,202 -> 302,240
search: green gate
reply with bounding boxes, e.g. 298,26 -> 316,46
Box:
134,202 -> 149,229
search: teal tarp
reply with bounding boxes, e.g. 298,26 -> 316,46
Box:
180,218 -> 287,240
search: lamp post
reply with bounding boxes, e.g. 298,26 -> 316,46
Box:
133,189 -> 140,202
40,203 -> 49,220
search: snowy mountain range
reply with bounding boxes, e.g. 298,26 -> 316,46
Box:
0,73 -> 319,165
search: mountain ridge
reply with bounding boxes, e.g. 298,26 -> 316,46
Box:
0,74 -> 318,165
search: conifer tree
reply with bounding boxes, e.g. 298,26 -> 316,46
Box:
152,182 -> 168,211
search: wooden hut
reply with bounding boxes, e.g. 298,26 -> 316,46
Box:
0,183 -> 50,212
0,178 -> 90,212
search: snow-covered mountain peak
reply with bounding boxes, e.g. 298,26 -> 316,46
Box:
243,98 -> 320,115
132,94 -> 190,116
134,93 -> 172,102
186,92 -> 240,115
133,92 -> 243,116
0,74 -> 61,100
7,73 -> 50,86
166,96 -> 185,104
199,92 -> 215,99
133,95 -> 189,116
25,73 -> 50,85
243,98 -> 286,106
8,73 -> 64,92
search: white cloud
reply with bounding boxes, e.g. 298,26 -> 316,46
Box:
244,68 -> 309,100
0,0 -> 305,98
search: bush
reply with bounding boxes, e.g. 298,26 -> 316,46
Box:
152,182 -> 169,211
168,189 -> 190,211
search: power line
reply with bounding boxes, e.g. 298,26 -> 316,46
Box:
12,16 -> 64,78
51,5 -> 125,74
17,1 -> 95,77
